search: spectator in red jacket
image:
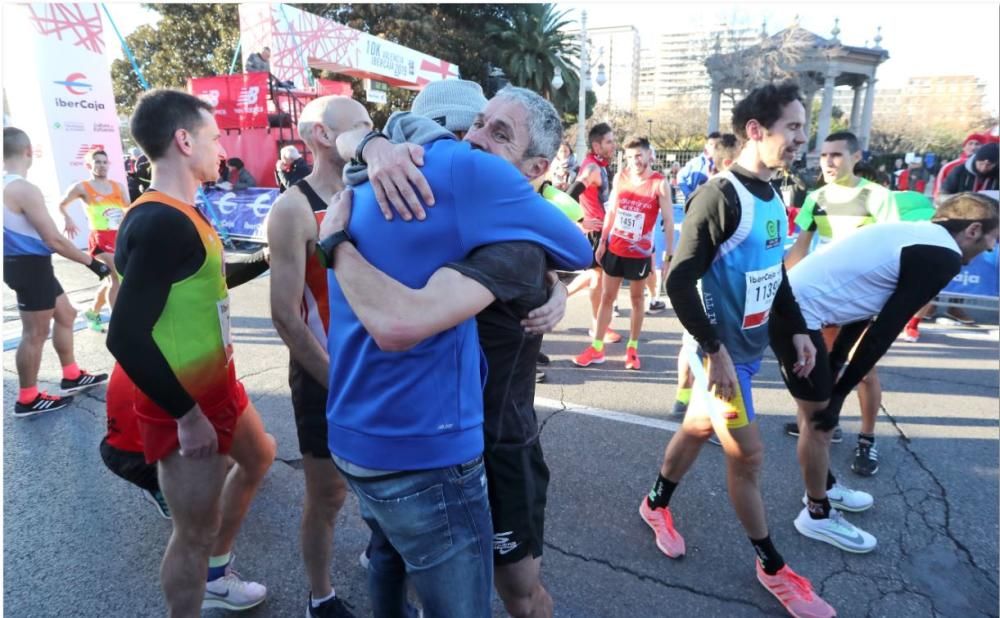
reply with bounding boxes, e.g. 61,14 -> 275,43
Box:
896,153 -> 931,194
934,133 -> 994,198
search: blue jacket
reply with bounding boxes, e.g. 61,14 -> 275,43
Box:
326,139 -> 592,470
677,154 -> 713,199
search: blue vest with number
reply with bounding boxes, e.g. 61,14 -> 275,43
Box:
698,170 -> 786,364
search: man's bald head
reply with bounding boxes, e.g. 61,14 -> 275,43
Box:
298,95 -> 372,157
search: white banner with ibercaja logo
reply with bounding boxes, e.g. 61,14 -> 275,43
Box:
3,3 -> 126,248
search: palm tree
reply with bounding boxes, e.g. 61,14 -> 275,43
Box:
487,4 -> 580,104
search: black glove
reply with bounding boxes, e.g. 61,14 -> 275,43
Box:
811,392 -> 846,432
87,259 -> 112,279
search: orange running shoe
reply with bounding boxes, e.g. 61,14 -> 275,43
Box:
638,498 -> 685,558
625,347 -> 641,370
573,345 -> 606,367
756,562 -> 836,618
901,324 -> 919,342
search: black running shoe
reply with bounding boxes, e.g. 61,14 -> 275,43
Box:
14,392 -> 72,418
537,352 -> 550,366
60,370 -> 109,394
784,422 -> 842,443
309,594 -> 356,617
670,400 -> 688,417
143,489 -> 172,519
851,441 -> 879,476
646,299 -> 667,314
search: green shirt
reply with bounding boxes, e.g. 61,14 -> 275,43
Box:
795,178 -> 896,244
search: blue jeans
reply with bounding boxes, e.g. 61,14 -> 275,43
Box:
344,456 -> 494,618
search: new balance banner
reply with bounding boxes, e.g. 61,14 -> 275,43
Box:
189,73 -> 269,131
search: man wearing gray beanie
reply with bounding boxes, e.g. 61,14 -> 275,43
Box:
410,79 -> 488,139
329,85 -> 588,618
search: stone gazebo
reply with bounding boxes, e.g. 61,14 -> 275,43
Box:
705,20 -> 889,153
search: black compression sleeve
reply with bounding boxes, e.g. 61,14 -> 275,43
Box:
829,320 -> 870,377
665,182 -> 738,347
568,181 -> 587,202
833,244 -> 962,397
771,264 -> 809,334
107,207 -> 205,418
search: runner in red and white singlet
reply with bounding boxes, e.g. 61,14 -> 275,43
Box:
575,136 -> 674,370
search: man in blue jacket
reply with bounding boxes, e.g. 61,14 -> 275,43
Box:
316,87 -> 592,617
677,131 -> 722,199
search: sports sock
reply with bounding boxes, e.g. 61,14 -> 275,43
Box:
312,590 -> 337,607
207,552 -> 231,581
62,362 -> 81,381
592,339 -> 605,352
827,470 -> 837,490
807,495 -> 832,520
627,339 -> 639,350
750,535 -> 786,575
18,385 -> 39,404
647,473 -> 677,509
676,388 -> 691,405
858,433 -> 875,447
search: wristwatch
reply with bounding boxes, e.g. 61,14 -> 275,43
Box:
317,229 -> 355,269
353,130 -> 388,166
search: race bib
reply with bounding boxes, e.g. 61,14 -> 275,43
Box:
217,297 -> 234,363
104,207 -> 124,230
614,209 -> 645,241
743,264 -> 782,329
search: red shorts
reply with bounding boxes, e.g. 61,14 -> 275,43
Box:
134,362 -> 249,464
88,230 -> 117,256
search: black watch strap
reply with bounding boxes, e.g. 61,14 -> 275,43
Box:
700,338 -> 722,354
353,130 -> 387,166
318,229 -> 354,269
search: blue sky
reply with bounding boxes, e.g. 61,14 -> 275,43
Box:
102,2 -> 999,113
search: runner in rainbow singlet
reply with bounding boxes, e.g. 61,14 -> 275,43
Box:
637,83 -> 836,618
57,149 -> 129,331
265,95 -> 362,617
106,89 -> 275,614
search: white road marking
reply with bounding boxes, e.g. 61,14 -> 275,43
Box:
535,397 -> 681,432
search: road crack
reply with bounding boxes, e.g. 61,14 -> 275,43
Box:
545,541 -> 777,614
882,404 -> 998,588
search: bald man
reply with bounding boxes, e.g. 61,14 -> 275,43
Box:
266,96 -> 369,617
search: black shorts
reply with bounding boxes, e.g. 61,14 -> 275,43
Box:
485,439 -> 549,566
99,438 -> 160,493
600,251 -> 652,281
768,320 -> 833,402
586,231 -> 602,269
289,359 -> 331,458
3,255 -> 63,311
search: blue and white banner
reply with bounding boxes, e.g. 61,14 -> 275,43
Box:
3,3 -> 127,248
942,250 -> 999,299
196,188 -> 277,241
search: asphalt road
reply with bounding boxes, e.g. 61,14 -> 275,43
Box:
3,259 -> 998,617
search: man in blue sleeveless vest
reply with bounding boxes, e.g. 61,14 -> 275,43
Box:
636,83 -> 836,618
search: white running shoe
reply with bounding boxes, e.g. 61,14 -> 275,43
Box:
794,507 -> 877,553
827,482 -> 874,512
203,564 -> 267,611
